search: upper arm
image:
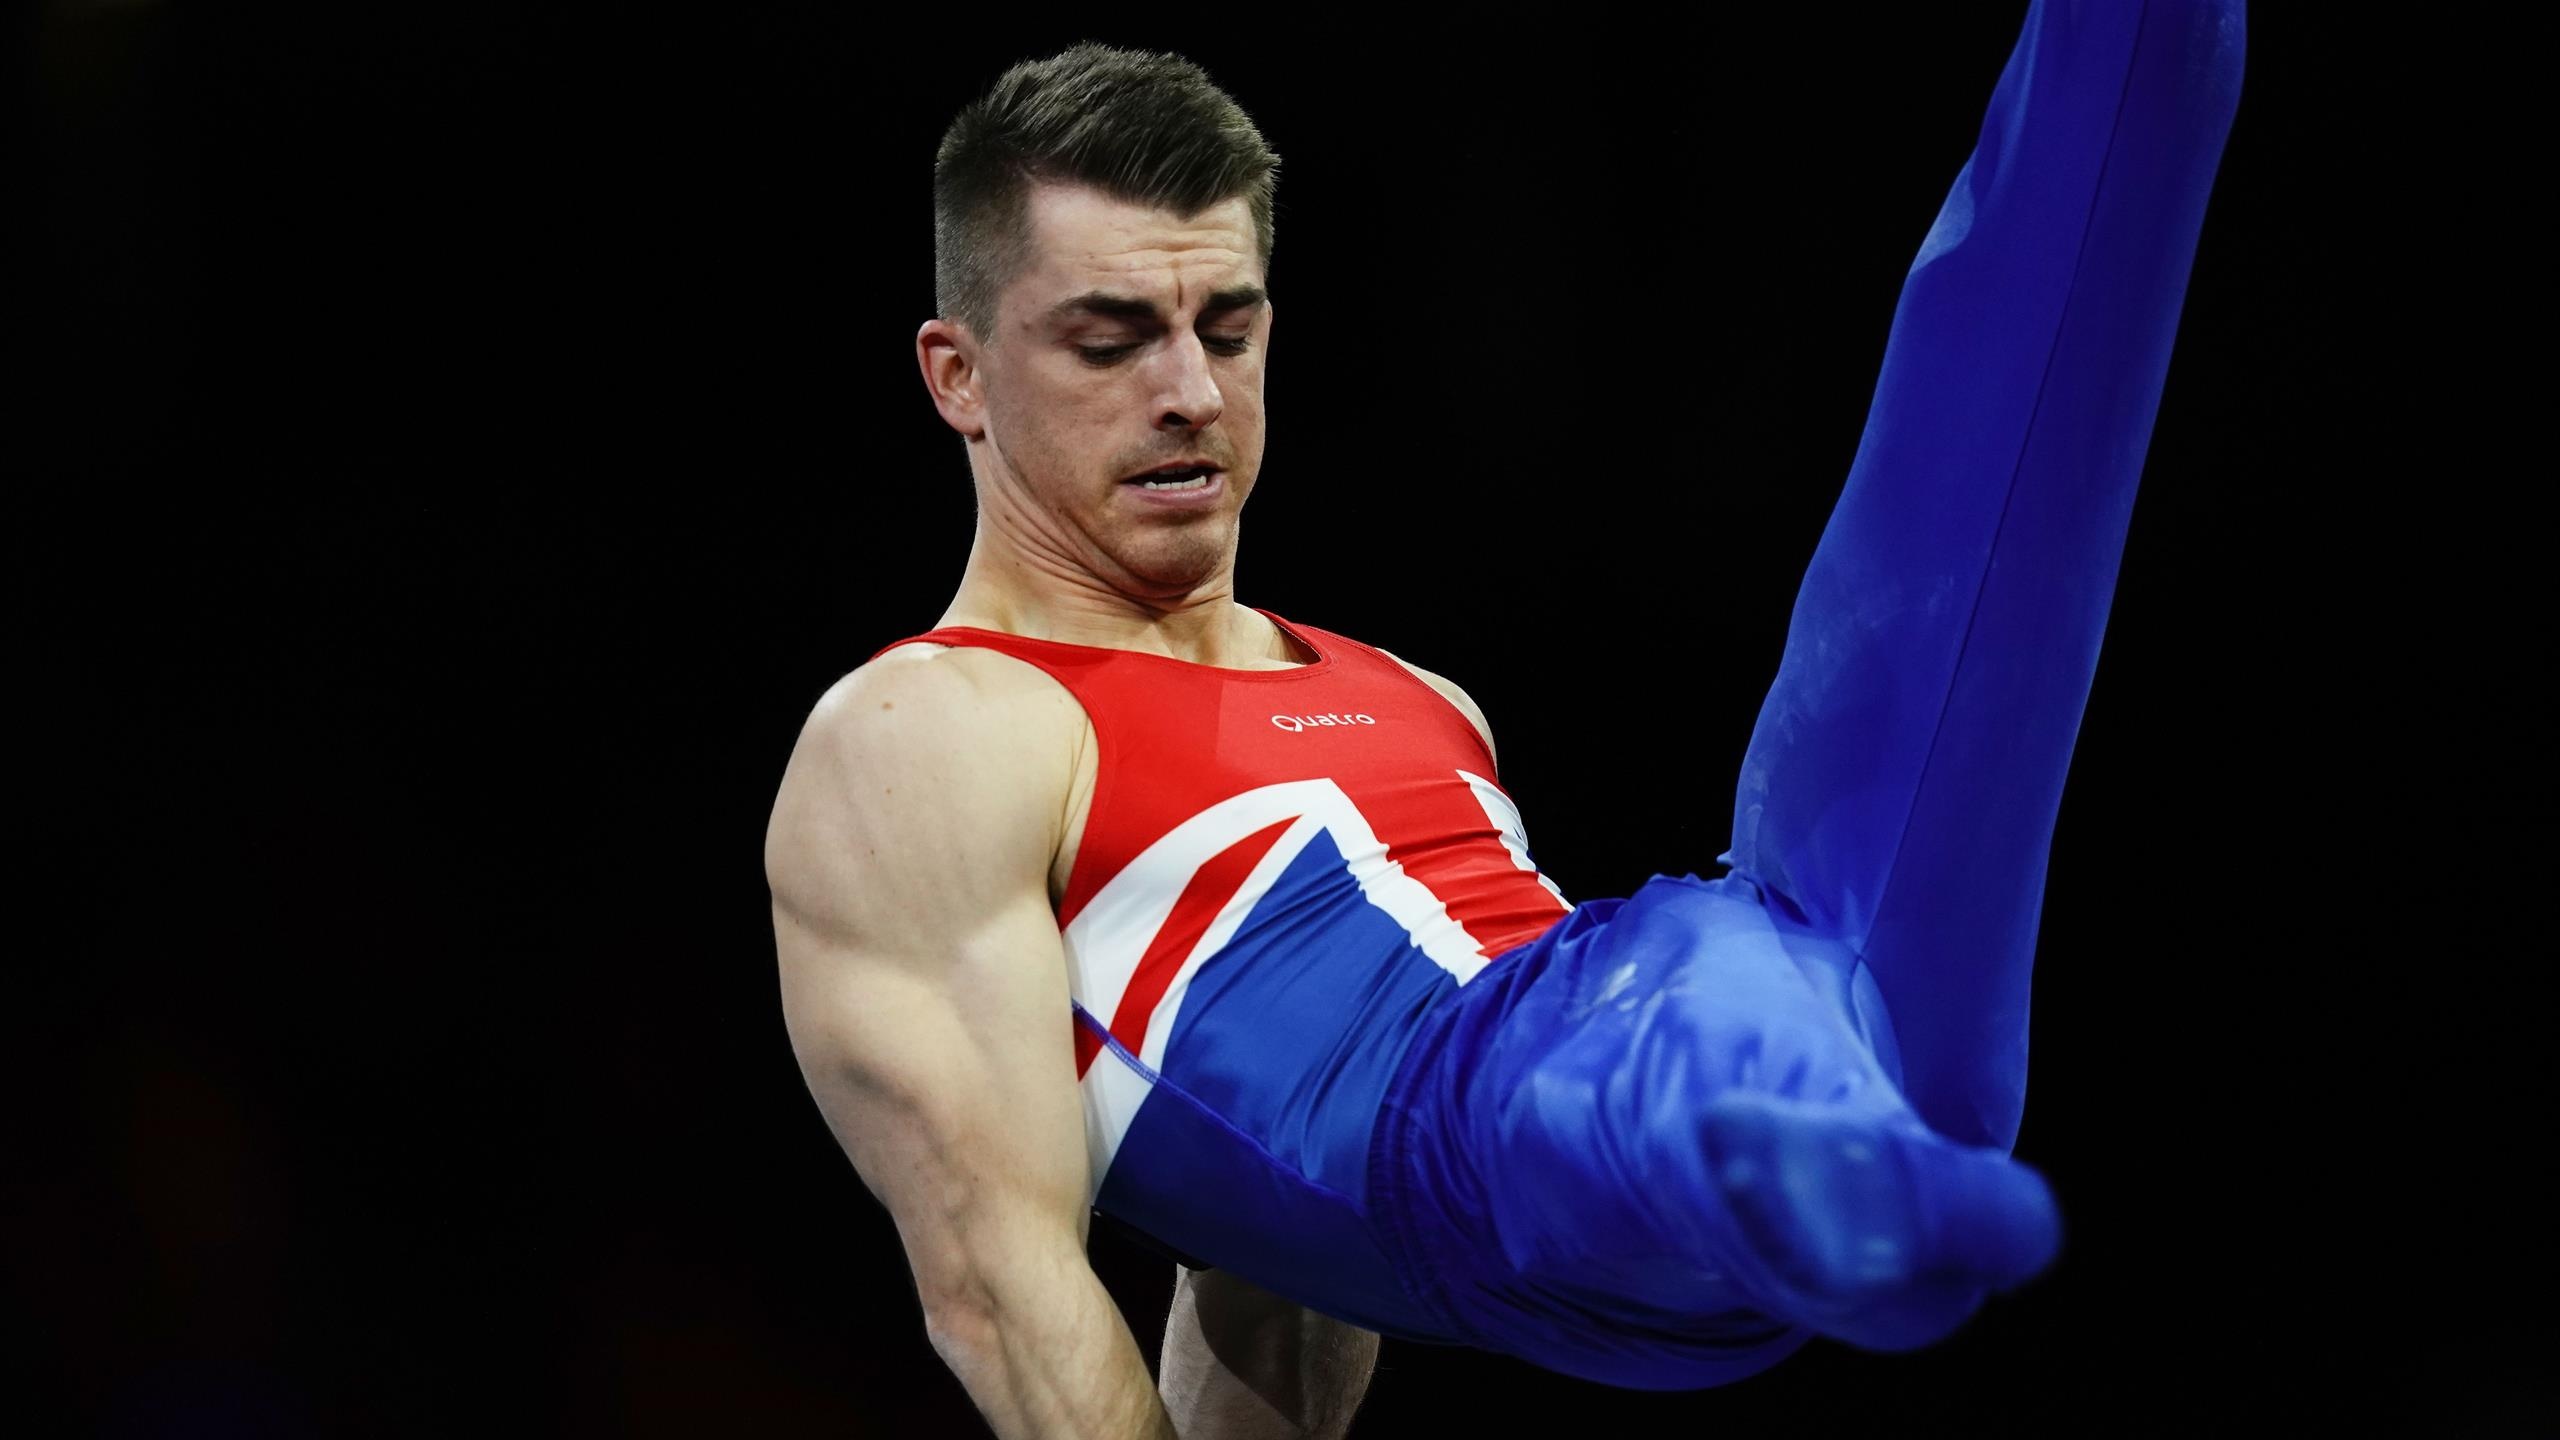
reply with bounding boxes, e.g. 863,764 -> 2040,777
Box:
766,649 -> 1092,1326
1377,648 -> 1498,773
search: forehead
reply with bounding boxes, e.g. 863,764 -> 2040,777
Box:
1011,183 -> 1260,318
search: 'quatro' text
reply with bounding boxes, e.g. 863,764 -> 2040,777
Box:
1269,713 -> 1377,733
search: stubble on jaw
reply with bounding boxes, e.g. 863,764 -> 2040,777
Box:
971,436 -> 1237,604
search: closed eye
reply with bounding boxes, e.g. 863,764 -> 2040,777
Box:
1078,336 -> 1255,365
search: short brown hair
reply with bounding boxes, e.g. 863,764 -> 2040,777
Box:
932,42 -> 1281,343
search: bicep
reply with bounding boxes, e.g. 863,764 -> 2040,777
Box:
776,900 -> 1089,1301
768,656 -> 1093,1319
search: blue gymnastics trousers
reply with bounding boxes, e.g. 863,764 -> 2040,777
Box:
1367,0 -> 2246,1389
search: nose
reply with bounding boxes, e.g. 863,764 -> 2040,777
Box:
1146,331 -> 1225,434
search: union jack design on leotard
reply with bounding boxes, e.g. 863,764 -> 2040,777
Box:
1060,770 -> 1568,1188
864,612 -> 1569,1259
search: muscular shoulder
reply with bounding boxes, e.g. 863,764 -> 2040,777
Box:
1373,646 -> 1498,772
765,643 -> 1084,935
828,640 -> 1083,740
787,641 -> 1080,795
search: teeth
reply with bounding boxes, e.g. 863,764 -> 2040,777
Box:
1139,473 -> 1211,490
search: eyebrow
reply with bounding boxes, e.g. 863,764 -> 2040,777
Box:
1045,285 -> 1267,326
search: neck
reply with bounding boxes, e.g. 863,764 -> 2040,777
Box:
938,526 -> 1280,667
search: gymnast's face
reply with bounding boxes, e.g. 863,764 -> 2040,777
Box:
924,182 -> 1273,600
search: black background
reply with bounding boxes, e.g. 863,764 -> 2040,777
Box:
16,2 -> 2545,1434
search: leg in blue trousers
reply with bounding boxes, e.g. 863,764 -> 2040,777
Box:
1370,0 -> 2246,1389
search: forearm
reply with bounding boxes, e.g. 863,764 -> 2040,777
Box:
1159,1266 -> 1379,1440
930,1258 -> 1180,1440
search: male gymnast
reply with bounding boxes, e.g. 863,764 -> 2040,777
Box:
768,5 -> 2244,1435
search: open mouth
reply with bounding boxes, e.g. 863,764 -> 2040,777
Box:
1125,465 -> 1219,491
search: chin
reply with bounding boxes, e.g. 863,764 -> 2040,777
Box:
1116,534 -> 1233,591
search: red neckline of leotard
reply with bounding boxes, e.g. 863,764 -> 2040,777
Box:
907,606 -> 1337,681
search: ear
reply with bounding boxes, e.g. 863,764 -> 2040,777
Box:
917,317 -> 987,439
